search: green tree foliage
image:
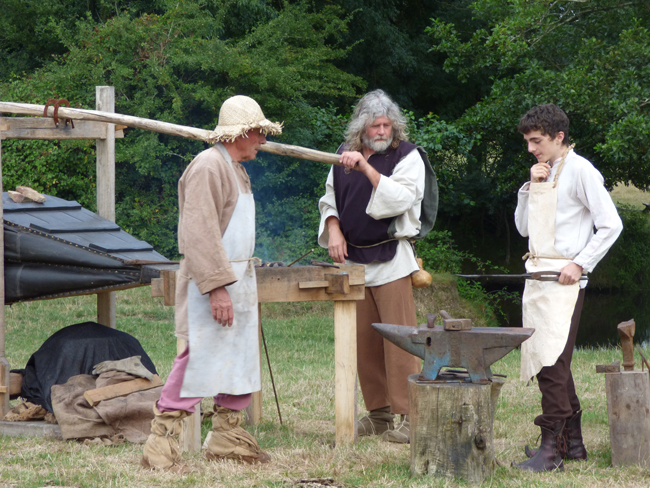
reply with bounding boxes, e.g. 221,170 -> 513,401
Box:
423,0 -> 650,265
0,1 -> 365,258
429,0 -> 650,193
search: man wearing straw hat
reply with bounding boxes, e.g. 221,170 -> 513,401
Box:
142,95 -> 282,471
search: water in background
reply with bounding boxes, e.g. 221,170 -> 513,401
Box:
488,283 -> 649,348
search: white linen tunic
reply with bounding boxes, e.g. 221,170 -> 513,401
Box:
514,149 -> 623,282
318,149 -> 425,285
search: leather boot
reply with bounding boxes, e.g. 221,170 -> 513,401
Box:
141,405 -> 191,472
564,410 -> 588,460
513,422 -> 565,472
356,406 -> 395,436
525,410 -> 587,461
382,414 -> 409,444
203,406 -> 270,464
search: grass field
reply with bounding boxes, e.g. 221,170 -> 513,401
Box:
1,286 -> 649,487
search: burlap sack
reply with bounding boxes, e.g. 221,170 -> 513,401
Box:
51,371 -> 162,442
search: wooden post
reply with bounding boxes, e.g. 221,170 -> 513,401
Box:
245,303 -> 263,425
0,136 -> 9,417
334,300 -> 357,445
606,370 -> 650,466
95,86 -> 116,328
409,375 -> 496,484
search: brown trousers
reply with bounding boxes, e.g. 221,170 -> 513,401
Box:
535,288 -> 586,429
357,275 -> 421,415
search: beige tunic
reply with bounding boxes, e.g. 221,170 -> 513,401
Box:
175,144 -> 252,340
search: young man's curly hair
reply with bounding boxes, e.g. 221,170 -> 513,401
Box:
518,103 -> 569,144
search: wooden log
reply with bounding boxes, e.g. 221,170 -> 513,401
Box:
0,102 -> 343,166
84,375 -> 163,406
409,375 -> 496,484
605,370 -> 650,466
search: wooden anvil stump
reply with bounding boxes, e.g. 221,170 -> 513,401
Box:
373,312 -> 532,484
409,375 -> 504,484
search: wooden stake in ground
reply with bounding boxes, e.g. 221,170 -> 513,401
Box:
0,102 -> 342,167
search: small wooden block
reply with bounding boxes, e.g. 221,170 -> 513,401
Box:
326,273 -> 350,295
83,374 -> 163,406
150,277 -> 164,297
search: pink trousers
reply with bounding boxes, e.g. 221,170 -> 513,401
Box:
157,345 -> 252,413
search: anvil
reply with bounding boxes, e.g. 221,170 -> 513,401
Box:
372,313 -> 534,383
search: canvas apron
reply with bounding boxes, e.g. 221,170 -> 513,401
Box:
520,153 -> 581,381
180,160 -> 261,397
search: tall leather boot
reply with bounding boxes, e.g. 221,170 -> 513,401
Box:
524,410 -> 587,461
141,405 -> 190,472
564,410 -> 588,460
203,406 -> 270,464
513,421 -> 565,472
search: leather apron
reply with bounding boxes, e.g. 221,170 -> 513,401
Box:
180,159 -> 261,397
520,152 -> 580,381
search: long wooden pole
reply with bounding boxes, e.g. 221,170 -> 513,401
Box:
0,102 -> 342,166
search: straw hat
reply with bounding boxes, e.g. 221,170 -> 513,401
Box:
208,95 -> 282,144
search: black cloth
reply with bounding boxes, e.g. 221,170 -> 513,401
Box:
13,322 -> 157,412
535,288 -> 585,428
333,142 -> 418,264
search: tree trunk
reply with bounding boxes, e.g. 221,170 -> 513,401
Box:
409,374 -> 499,484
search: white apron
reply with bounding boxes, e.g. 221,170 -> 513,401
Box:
520,152 -> 580,381
180,160 -> 261,397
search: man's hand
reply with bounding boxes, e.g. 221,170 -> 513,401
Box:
558,262 -> 584,285
530,162 -> 551,183
326,216 -> 348,264
340,151 -> 369,173
340,151 -> 381,187
209,286 -> 234,326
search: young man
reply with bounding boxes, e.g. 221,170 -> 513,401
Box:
142,96 -> 282,471
318,89 -> 436,443
513,104 -> 622,472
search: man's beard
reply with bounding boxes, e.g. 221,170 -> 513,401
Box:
362,134 -> 392,152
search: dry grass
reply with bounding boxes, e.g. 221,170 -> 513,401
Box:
609,182 -> 650,210
1,287 -> 650,487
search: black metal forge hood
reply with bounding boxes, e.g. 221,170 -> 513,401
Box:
2,193 -> 172,303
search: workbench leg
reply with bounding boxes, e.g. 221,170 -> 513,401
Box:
176,338 -> 201,453
245,303 -> 263,425
0,139 -> 9,417
334,300 -> 357,445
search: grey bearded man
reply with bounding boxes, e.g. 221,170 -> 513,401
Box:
142,96 -> 282,471
513,104 -> 622,472
318,89 -> 437,443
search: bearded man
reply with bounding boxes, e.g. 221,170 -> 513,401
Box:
318,89 -> 435,443
142,95 -> 282,471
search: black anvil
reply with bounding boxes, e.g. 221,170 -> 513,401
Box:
372,311 -> 534,383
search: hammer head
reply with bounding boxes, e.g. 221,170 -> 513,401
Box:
372,313 -> 534,383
